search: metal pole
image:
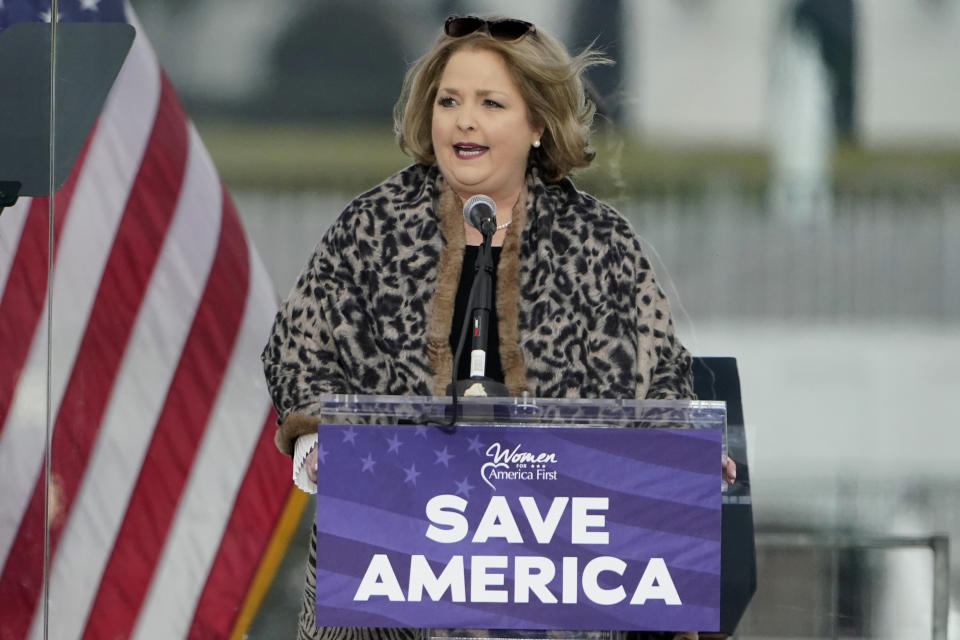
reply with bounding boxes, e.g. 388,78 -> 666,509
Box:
931,535 -> 949,640
829,546 -> 839,640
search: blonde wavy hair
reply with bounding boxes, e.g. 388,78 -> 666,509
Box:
394,18 -> 610,182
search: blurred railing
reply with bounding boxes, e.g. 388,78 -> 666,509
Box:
742,532 -> 949,640
236,184 -> 960,323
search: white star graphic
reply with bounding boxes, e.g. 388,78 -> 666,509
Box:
39,9 -> 60,22
467,434 -> 484,454
315,442 -> 328,465
342,426 -> 357,444
360,453 -> 376,474
385,433 -> 403,454
415,425 -> 428,438
434,446 -> 454,467
454,477 -> 474,498
403,464 -> 421,485
79,0 -> 101,10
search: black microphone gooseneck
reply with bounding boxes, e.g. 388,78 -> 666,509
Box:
439,195 -> 509,428
463,195 -> 496,383
467,224 -> 496,379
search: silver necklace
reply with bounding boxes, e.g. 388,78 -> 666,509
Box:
496,219 -> 512,231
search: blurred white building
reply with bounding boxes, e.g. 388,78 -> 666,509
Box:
138,0 -> 960,146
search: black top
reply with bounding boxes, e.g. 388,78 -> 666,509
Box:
449,245 -> 504,383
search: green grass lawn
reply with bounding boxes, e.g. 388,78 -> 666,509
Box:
196,120 -> 960,199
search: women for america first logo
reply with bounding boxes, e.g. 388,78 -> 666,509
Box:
480,441 -> 558,490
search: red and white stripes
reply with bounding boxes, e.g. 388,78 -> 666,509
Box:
0,7 -> 291,639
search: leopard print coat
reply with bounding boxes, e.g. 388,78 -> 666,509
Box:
263,163 -> 693,454
261,163 -> 695,640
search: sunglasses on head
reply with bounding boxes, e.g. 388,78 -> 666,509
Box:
444,16 -> 536,41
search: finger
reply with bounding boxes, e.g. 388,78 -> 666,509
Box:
725,458 -> 737,484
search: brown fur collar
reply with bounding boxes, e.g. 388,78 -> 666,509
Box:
426,180 -> 529,396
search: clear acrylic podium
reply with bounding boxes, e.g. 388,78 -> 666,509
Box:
309,392 -> 726,434
309,393 -> 727,639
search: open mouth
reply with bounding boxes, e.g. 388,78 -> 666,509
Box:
454,143 -> 488,159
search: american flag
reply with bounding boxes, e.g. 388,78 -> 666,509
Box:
0,1 -> 300,638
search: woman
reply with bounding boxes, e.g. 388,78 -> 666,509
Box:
262,15 -> 714,640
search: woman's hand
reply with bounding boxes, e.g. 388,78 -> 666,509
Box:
723,456 -> 737,485
306,445 -> 319,484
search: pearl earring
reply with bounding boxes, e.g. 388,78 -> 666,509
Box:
532,139 -> 541,148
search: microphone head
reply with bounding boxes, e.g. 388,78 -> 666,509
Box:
463,194 -> 497,232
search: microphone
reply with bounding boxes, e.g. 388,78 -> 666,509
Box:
462,195 -> 497,237
447,192 -> 509,404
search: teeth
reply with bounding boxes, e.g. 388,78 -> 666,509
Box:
455,146 -> 486,158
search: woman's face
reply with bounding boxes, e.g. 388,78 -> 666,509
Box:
431,47 -> 542,205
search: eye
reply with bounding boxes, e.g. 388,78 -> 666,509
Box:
437,96 -> 457,108
483,98 -> 504,108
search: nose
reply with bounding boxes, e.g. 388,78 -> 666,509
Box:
456,106 -> 476,131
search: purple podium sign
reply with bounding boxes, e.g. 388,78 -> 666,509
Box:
314,423 -> 721,632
